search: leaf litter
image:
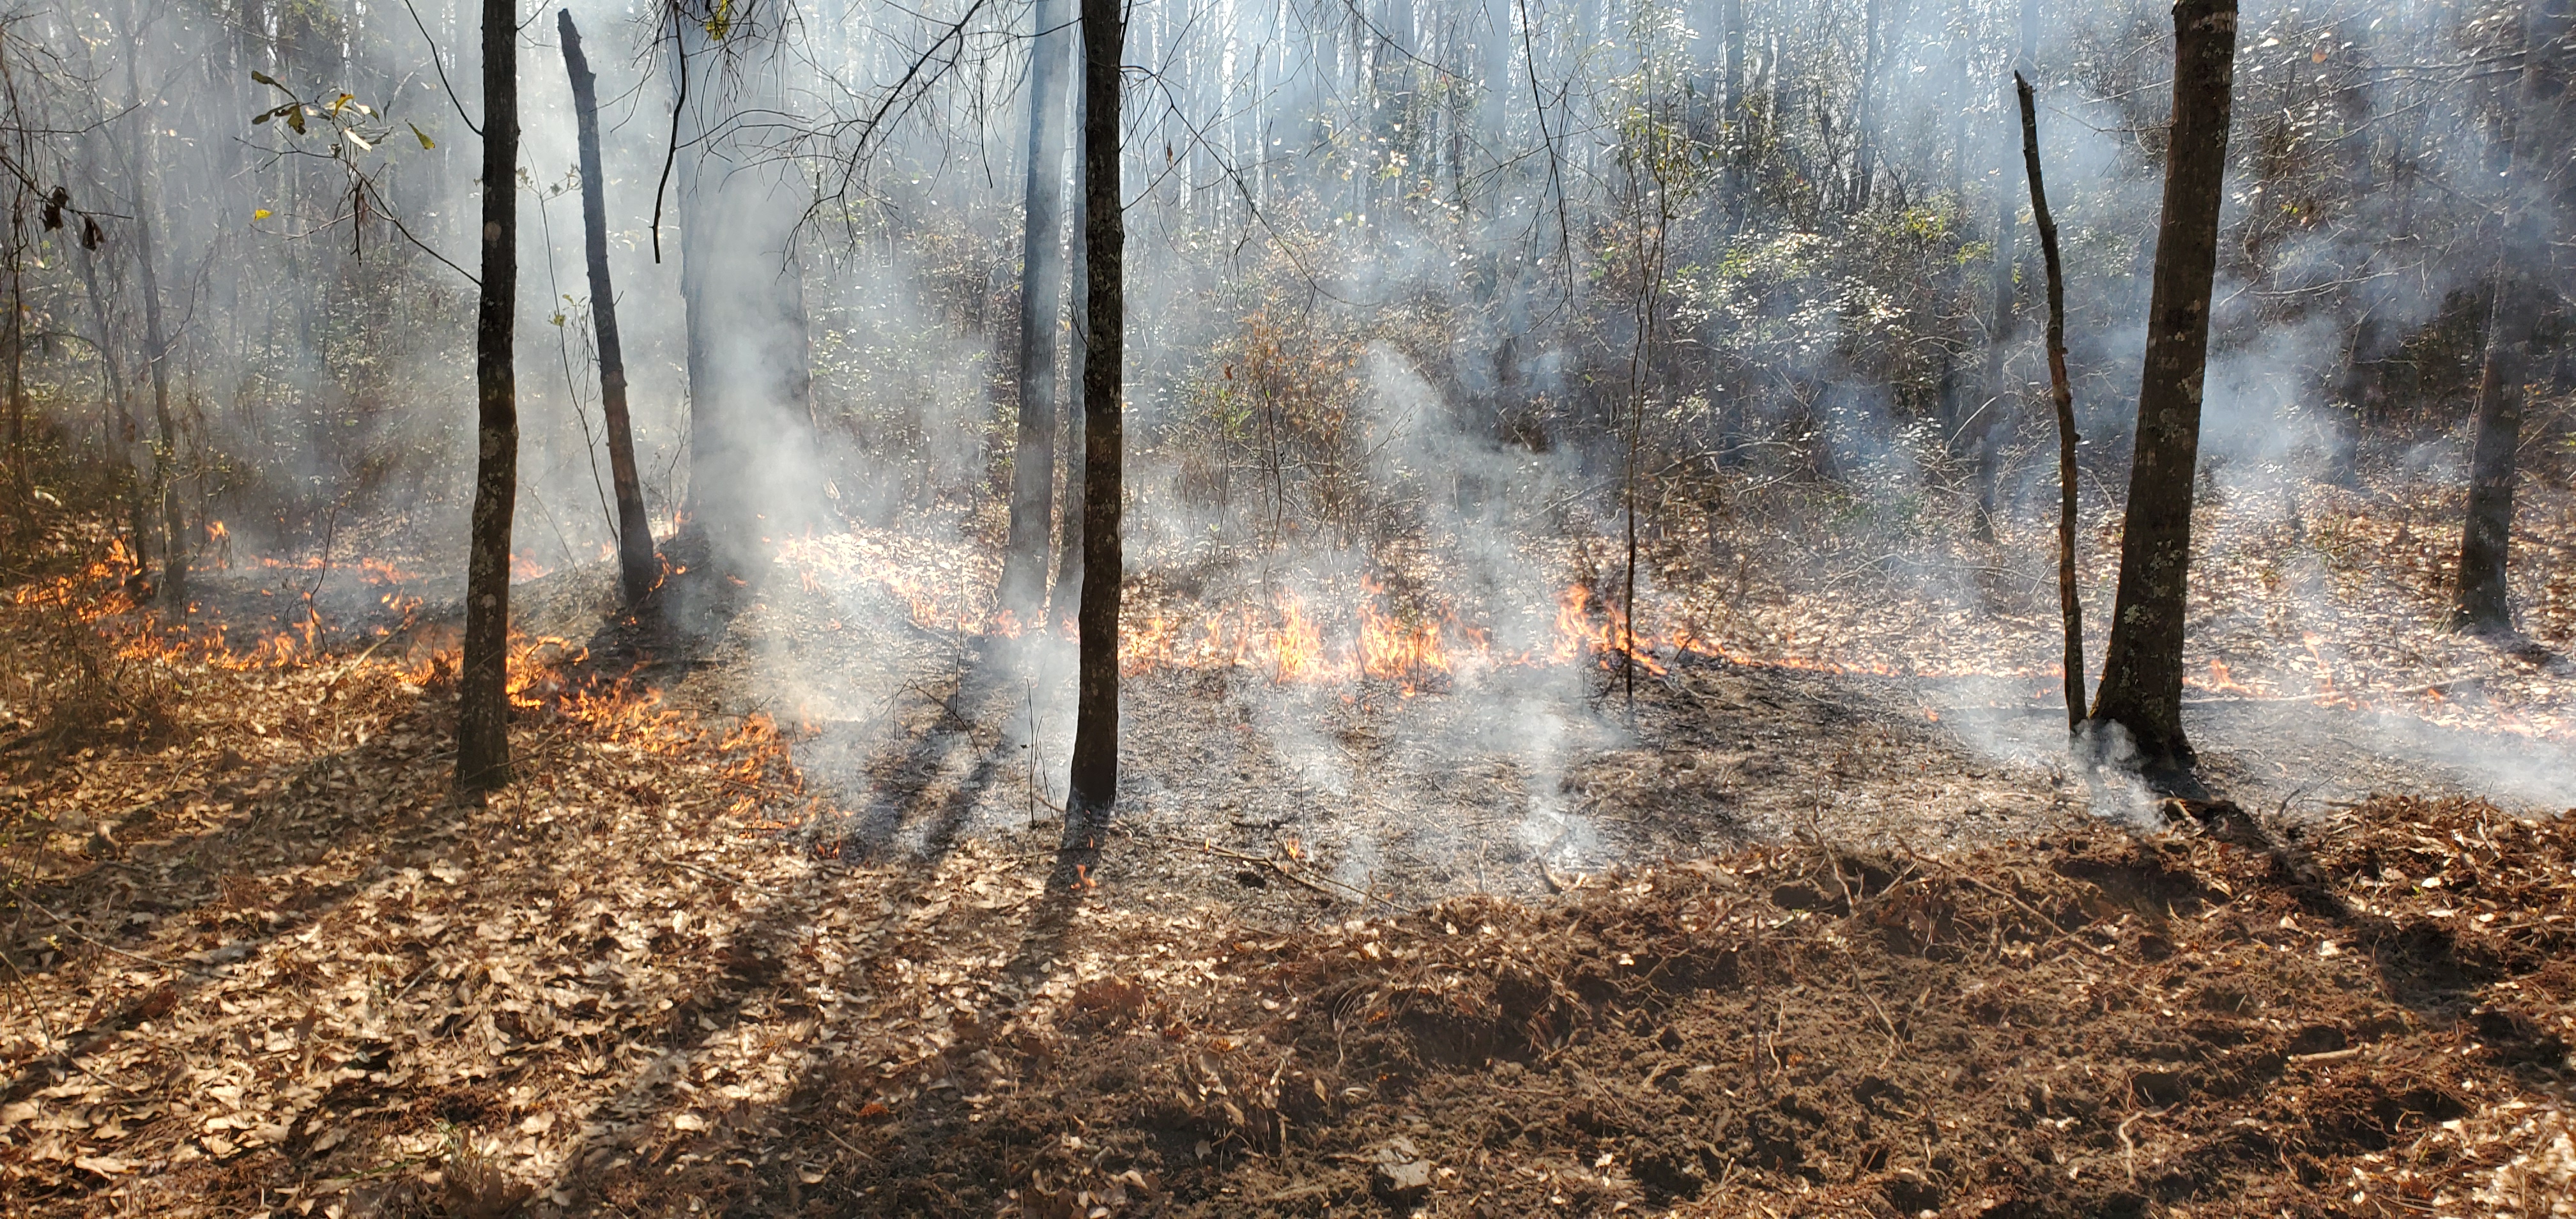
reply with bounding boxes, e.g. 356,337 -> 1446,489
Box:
1,491 -> 2574,1216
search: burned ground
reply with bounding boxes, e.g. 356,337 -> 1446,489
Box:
1,477 -> 2573,1218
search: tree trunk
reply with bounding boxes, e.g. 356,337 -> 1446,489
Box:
119,37 -> 184,610
1050,78 -> 1091,632
4,221 -> 25,515
2448,0 -> 2570,633
671,8 -> 818,583
1851,0 -> 1881,212
1066,0 -> 1125,815
1000,0 -> 1078,617
2452,273 -> 2527,634
2087,0 -> 2237,783
559,11 -> 659,609
1970,0 -> 2038,540
72,215 -> 146,570
2018,72 -> 2083,732
1721,0 -> 1743,226
456,0 -> 519,797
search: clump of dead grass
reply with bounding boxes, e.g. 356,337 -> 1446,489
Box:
0,606 -> 171,762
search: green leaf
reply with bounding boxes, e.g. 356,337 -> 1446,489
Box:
285,107 -> 306,135
410,122 -> 435,150
251,70 -> 282,89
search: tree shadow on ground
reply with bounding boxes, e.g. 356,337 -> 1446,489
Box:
0,693 -> 478,1105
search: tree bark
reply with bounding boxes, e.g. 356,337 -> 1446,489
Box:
2088,0 -> 2237,782
1066,0 -> 1124,815
2448,0 -> 2569,634
1050,77 -> 1091,632
2451,273 -> 2527,634
456,0 -> 519,796
559,10 -> 659,610
1000,0 -> 1078,617
129,164 -> 181,613
2017,72 -> 2083,732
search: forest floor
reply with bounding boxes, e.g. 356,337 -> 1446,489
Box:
1,465 -> 2573,1217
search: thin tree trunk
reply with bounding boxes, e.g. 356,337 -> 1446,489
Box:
2449,0 -> 2568,633
2452,272 -> 2527,634
1851,0 -> 1880,212
2088,0 -> 2237,783
559,12 -> 659,608
456,0 -> 519,796
1970,0 -> 2037,540
1001,0 -> 1078,617
73,229 -> 146,571
1049,79 -> 1091,632
1066,0 -> 1125,815
1721,0 -> 1743,226
121,45 -> 183,610
5,218 -> 25,513
2018,72 -> 2082,732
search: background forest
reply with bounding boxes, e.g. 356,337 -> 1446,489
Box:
1,0 -> 2574,1216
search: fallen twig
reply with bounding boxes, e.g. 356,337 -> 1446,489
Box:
1195,839 -> 1364,903
19,896 -> 224,979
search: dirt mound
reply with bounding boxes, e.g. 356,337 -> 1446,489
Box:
721,797 -> 2575,1218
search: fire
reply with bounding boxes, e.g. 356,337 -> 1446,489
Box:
2186,656 -> 2258,696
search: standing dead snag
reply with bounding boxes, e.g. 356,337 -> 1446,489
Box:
2088,0 -> 2235,785
456,0 -> 519,797
1066,0 -> 1124,816
560,10 -> 659,611
2016,72 -> 2082,732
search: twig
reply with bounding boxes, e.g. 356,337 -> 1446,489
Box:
2117,1109 -> 2154,1182
1193,839 -> 1363,902
2180,675 -> 2481,707
1906,850 -> 2075,937
19,896 -> 223,978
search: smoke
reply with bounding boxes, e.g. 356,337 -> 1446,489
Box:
10,0 -> 2569,868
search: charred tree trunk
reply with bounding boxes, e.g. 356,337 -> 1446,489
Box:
456,0 -> 519,796
559,11 -> 659,609
1066,0 -> 1124,815
1000,0 -> 1078,617
2088,0 -> 2237,783
2018,72 -> 2083,731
